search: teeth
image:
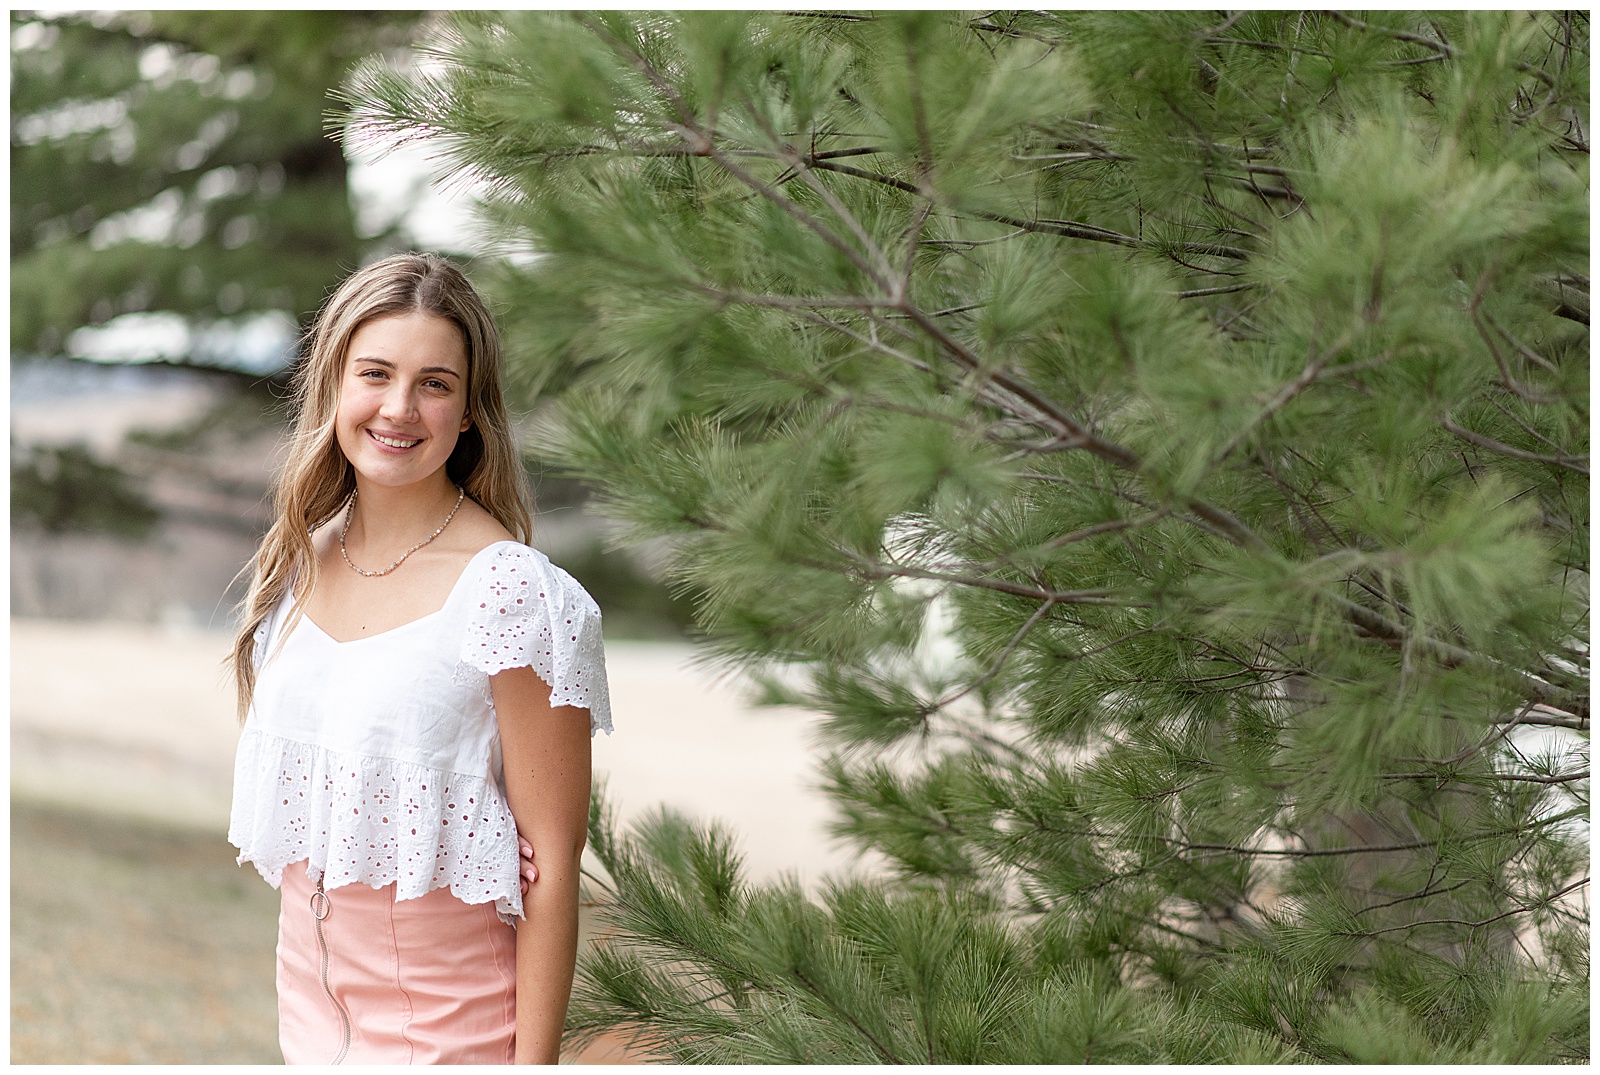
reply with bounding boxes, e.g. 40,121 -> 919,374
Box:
371,432 -> 420,449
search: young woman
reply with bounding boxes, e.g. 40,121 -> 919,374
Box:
227,253 -> 609,1064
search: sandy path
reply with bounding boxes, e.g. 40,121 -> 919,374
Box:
11,797 -> 646,1064
11,800 -> 284,1064
10,618 -> 866,885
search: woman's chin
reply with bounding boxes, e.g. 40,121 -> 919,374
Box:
349,457 -> 450,491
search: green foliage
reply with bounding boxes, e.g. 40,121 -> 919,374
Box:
541,538 -> 697,641
12,442 -> 160,538
345,9 -> 1589,1063
10,9 -> 417,363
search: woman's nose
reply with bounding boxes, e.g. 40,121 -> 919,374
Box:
378,383 -> 420,421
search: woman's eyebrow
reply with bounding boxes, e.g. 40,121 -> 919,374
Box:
349,356 -> 462,377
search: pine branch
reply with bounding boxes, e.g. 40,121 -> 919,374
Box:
1331,595 -> 1587,720
773,143 -> 901,289
931,596 -> 1058,711
1489,709 -> 1589,731
787,968 -> 904,1065
700,287 -> 897,312
1469,270 -> 1564,403
1439,412 -> 1588,475
1174,282 -> 1257,298
584,16 -> 896,296
965,15 -> 1061,44
1354,878 -> 1475,916
1205,36 -> 1332,58
1324,11 -> 1455,57
1482,395 -> 1570,451
1035,515 -> 1167,552
1337,876 -> 1590,938
1381,769 -> 1591,786
1031,805 -> 1588,861
838,550 -> 1142,607
1486,315 -> 1563,375
706,273 -> 1272,557
558,24 -> 1279,563
802,155 -> 1254,258
1496,770 -> 1590,785
1209,330 -> 1347,465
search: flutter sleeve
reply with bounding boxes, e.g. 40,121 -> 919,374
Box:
457,543 -> 613,735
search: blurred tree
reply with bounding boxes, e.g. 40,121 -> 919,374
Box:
10,9 -> 418,368
12,442 -> 160,538
346,10 -> 1588,1063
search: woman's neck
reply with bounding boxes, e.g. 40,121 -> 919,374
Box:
343,474 -> 463,558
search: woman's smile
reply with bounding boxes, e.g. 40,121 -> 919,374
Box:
366,429 -> 424,451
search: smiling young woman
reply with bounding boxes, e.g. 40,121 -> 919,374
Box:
335,311 -> 472,494
227,253 -> 611,1064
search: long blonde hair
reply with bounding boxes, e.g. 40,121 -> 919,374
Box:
230,252 -> 532,718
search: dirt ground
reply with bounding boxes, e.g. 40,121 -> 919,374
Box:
11,798 -> 284,1064
10,798 -> 643,1065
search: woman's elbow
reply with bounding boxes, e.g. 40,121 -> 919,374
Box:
530,828 -> 587,876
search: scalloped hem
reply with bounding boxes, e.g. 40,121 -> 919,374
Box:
229,728 -> 526,925
451,659 -> 615,736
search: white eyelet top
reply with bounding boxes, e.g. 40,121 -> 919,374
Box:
227,541 -> 611,924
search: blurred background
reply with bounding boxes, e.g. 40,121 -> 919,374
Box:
10,11 -> 860,1063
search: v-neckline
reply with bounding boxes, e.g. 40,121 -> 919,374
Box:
297,540 -> 518,646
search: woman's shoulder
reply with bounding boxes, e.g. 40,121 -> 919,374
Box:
454,537 -> 613,734
446,499 -> 603,635
459,540 -> 601,621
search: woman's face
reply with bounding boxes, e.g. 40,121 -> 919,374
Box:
334,310 -> 472,493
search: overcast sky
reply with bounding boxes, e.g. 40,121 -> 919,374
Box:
347,138 -> 482,255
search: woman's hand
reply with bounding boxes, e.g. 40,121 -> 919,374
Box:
519,835 -> 539,895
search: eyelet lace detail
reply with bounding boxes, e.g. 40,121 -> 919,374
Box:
453,544 -> 613,735
229,727 -> 524,923
251,617 -> 271,670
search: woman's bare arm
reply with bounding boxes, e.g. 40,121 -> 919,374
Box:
493,665 -> 592,1065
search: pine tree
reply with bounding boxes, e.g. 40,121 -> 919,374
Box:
344,11 -> 1589,1062
10,9 -> 416,366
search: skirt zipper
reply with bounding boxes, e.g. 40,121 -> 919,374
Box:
310,876 -> 352,1064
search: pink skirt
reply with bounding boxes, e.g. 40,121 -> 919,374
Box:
277,864 -> 517,1064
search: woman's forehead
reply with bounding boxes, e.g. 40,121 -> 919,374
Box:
345,310 -> 468,372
